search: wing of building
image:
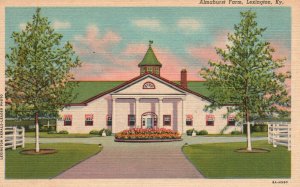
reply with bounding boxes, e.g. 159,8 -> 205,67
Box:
57,42 -> 240,134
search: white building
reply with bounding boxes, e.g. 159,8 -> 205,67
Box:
57,42 -> 240,134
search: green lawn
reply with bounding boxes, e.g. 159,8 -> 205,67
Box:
6,143 -> 102,179
25,132 -> 100,138
183,140 -> 290,178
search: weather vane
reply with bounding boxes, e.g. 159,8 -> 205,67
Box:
149,40 -> 153,47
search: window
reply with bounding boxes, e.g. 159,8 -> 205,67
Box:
163,115 -> 171,126
206,114 -> 215,126
143,82 -> 155,89
107,114 -> 112,126
128,115 -> 136,126
227,115 -> 236,126
85,114 -> 94,126
155,67 -> 159,75
186,114 -> 193,126
64,114 -> 72,126
147,66 -> 153,73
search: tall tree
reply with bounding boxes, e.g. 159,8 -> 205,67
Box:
6,8 -> 80,152
200,10 -> 290,151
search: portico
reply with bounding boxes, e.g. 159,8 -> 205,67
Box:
111,95 -> 186,134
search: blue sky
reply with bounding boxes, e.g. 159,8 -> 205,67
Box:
5,7 -> 291,80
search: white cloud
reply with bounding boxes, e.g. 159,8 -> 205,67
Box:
132,19 -> 163,31
177,18 -> 201,33
19,23 -> 26,30
52,20 -> 71,30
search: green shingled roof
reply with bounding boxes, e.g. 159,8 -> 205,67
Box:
70,81 -> 124,103
70,81 -> 209,104
138,46 -> 162,67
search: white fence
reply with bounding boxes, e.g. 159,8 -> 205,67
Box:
5,126 -> 25,150
268,122 -> 291,151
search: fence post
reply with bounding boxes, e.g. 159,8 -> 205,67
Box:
273,123 -> 277,148
12,127 -> 17,150
22,127 -> 25,148
267,123 -> 271,144
288,124 -> 291,151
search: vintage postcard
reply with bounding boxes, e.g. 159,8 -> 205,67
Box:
0,0 -> 299,186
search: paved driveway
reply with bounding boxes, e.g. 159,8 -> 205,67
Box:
56,141 -> 203,179
26,136 -> 266,179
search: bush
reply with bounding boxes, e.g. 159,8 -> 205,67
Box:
39,125 -> 56,132
260,125 -> 268,132
49,126 -> 56,131
105,129 -> 112,136
99,128 -> 112,136
47,131 -> 57,134
231,130 -> 242,135
186,129 -> 194,136
89,130 -> 100,135
197,130 -> 208,135
243,123 -> 268,133
253,125 -> 261,132
58,130 -> 68,134
40,126 -> 49,132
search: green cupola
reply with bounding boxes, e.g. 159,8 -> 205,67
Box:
138,40 -> 162,76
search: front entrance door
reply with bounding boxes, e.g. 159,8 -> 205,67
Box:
141,112 -> 157,129
146,118 -> 153,128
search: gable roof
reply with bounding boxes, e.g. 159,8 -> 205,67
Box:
67,74 -> 212,106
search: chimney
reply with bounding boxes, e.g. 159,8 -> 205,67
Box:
180,69 -> 187,89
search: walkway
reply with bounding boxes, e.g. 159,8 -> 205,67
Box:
26,136 -> 267,179
56,141 -> 203,179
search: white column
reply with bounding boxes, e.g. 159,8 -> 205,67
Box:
112,98 -> 116,133
158,98 -> 162,128
181,98 -> 185,134
135,98 -> 140,128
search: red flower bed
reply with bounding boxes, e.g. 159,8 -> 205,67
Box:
115,128 -> 181,140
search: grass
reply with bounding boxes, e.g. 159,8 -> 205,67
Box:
25,132 -> 100,138
6,143 -> 102,179
203,132 -> 267,137
183,140 -> 290,178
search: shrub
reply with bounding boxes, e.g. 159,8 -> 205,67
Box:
48,126 -> 56,132
89,130 -> 100,135
253,125 -> 261,132
105,129 -> 112,136
99,128 -> 112,136
260,125 -> 268,132
231,130 -> 242,135
197,130 -> 208,135
58,130 -> 68,134
40,125 -> 56,132
186,129 -> 194,136
40,126 -> 49,132
47,131 -> 57,134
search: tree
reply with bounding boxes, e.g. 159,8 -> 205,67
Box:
200,10 -> 290,151
6,8 -> 80,152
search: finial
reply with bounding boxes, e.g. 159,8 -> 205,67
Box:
149,40 -> 153,47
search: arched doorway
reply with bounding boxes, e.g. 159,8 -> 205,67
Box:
141,112 -> 157,128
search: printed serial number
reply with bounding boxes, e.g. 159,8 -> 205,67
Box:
272,180 -> 288,184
